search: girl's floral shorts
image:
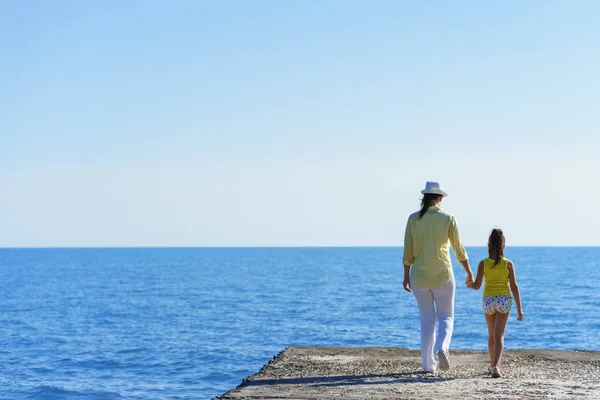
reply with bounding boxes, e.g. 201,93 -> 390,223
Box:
482,295 -> 512,315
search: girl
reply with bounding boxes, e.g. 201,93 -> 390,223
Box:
469,228 -> 523,378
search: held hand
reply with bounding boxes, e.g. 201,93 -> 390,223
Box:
403,277 -> 411,292
465,274 -> 474,289
517,312 -> 524,321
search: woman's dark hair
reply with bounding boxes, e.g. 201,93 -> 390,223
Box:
419,194 -> 442,218
488,228 -> 505,267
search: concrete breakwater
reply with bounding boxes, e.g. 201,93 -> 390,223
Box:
215,346 -> 600,399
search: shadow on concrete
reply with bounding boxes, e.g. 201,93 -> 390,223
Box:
244,372 -> 455,387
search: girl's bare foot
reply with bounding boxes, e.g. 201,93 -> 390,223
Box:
491,366 -> 501,378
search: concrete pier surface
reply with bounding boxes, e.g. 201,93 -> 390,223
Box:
215,346 -> 600,399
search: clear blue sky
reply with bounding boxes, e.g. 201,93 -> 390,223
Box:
1,1 -> 599,247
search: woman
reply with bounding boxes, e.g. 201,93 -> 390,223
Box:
402,181 -> 474,373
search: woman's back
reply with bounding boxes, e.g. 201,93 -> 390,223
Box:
403,206 -> 467,288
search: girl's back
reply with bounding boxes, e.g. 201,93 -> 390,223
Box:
483,258 -> 511,297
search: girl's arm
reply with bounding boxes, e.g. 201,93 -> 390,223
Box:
508,261 -> 523,320
470,261 -> 484,290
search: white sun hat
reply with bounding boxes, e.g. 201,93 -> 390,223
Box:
421,181 -> 448,197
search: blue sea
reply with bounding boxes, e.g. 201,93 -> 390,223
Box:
0,247 -> 599,399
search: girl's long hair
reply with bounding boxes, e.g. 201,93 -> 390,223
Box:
488,228 -> 505,267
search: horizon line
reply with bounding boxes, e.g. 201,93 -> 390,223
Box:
1,245 -> 599,250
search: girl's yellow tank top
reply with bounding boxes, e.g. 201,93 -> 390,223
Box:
483,257 -> 511,297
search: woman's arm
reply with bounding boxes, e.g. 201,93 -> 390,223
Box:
508,261 -> 523,320
402,218 -> 413,292
402,218 -> 414,267
470,261 -> 484,290
403,264 -> 411,292
448,217 -> 473,284
459,259 -> 474,286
